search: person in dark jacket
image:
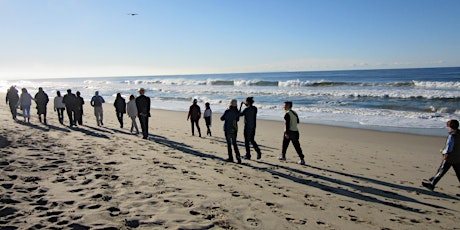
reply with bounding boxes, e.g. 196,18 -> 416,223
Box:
239,97 -> 262,160
34,87 -> 49,124
279,101 -> 305,165
135,88 -> 151,139
62,89 -> 78,127
6,85 -> 19,121
187,98 -> 202,137
114,93 -> 126,128
220,99 -> 241,163
75,91 -> 84,125
422,119 -> 460,191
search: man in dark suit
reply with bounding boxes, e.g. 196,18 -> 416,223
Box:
135,88 -> 151,139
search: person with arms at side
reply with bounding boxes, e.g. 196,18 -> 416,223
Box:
220,99 -> 241,163
75,91 -> 84,126
34,87 -> 49,124
114,93 -> 126,128
204,102 -> 212,136
136,88 -> 151,139
54,91 -> 65,124
6,85 -> 19,121
18,88 -> 33,123
239,97 -> 262,160
422,119 -> 460,191
90,91 -> 105,126
279,101 -> 305,165
126,95 -> 139,135
62,89 -> 78,127
187,98 -> 202,137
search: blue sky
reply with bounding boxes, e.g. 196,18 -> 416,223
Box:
1,0 -> 459,80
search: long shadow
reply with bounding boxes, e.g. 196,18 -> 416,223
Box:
106,128 -> 131,135
73,126 -> 110,139
47,124 -> 71,133
83,125 -> 113,134
148,134 -> 228,162
209,136 -> 278,151
254,161 -> 451,213
16,120 -> 52,132
0,135 -> 11,148
306,165 -> 459,200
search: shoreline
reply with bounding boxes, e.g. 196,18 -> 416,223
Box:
1,93 -> 459,229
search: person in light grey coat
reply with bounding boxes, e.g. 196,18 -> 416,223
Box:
126,95 -> 139,135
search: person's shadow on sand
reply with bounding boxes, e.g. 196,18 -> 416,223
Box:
0,135 -> 11,148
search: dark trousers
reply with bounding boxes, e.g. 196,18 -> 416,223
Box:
139,115 -> 149,139
8,103 -> 17,120
225,132 -> 240,161
282,130 -> 304,159
75,109 -> 83,125
66,107 -> 76,126
56,108 -> 65,124
244,128 -> 261,157
429,159 -> 460,187
116,112 -> 124,128
190,119 -> 201,136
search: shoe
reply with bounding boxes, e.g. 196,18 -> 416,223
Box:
242,155 -> 251,160
298,159 -> 305,165
278,156 -> 286,161
257,153 -> 262,160
422,181 -> 434,191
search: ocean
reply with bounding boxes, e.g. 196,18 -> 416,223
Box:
2,67 -> 459,136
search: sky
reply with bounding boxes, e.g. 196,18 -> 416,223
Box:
1,0 -> 459,80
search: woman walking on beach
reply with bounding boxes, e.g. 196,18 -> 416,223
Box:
18,88 -> 33,123
279,101 -> 305,165
6,85 -> 19,121
34,87 -> 49,124
54,91 -> 65,124
126,95 -> 139,135
422,119 -> 460,191
114,93 -> 126,128
204,102 -> 212,136
220,99 -> 241,163
187,98 -> 202,137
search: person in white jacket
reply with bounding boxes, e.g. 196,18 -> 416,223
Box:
54,91 -> 66,124
18,88 -> 33,123
126,94 -> 139,135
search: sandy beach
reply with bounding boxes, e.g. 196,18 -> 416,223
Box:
0,93 -> 459,230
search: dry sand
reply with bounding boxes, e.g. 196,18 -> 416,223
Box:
0,93 -> 459,229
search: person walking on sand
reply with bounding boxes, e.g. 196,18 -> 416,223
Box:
34,87 -> 49,124
279,101 -> 305,165
422,119 -> 460,191
126,95 -> 139,135
239,97 -> 262,160
90,91 -> 105,126
62,89 -> 78,127
54,91 -> 66,124
204,102 -> 212,136
6,85 -> 19,121
18,88 -> 33,123
75,91 -> 84,125
136,88 -> 151,139
220,99 -> 241,163
114,93 -> 126,128
187,98 -> 202,137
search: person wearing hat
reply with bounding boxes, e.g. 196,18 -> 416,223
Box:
239,97 -> 262,160
187,98 -> 202,137
220,99 -> 241,163
279,101 -> 305,165
135,88 -> 151,139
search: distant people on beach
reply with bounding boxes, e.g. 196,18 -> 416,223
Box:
18,88 -> 33,123
221,99 -> 241,163
136,88 -> 151,139
187,98 -> 202,137
204,102 -> 212,136
422,119 -> 460,191
114,93 -> 126,128
239,97 -> 262,160
279,101 -> 305,165
126,94 -> 139,135
62,89 -> 78,127
76,91 -> 84,125
54,91 -> 65,124
6,85 -> 19,121
34,87 -> 49,124
90,91 -> 105,126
